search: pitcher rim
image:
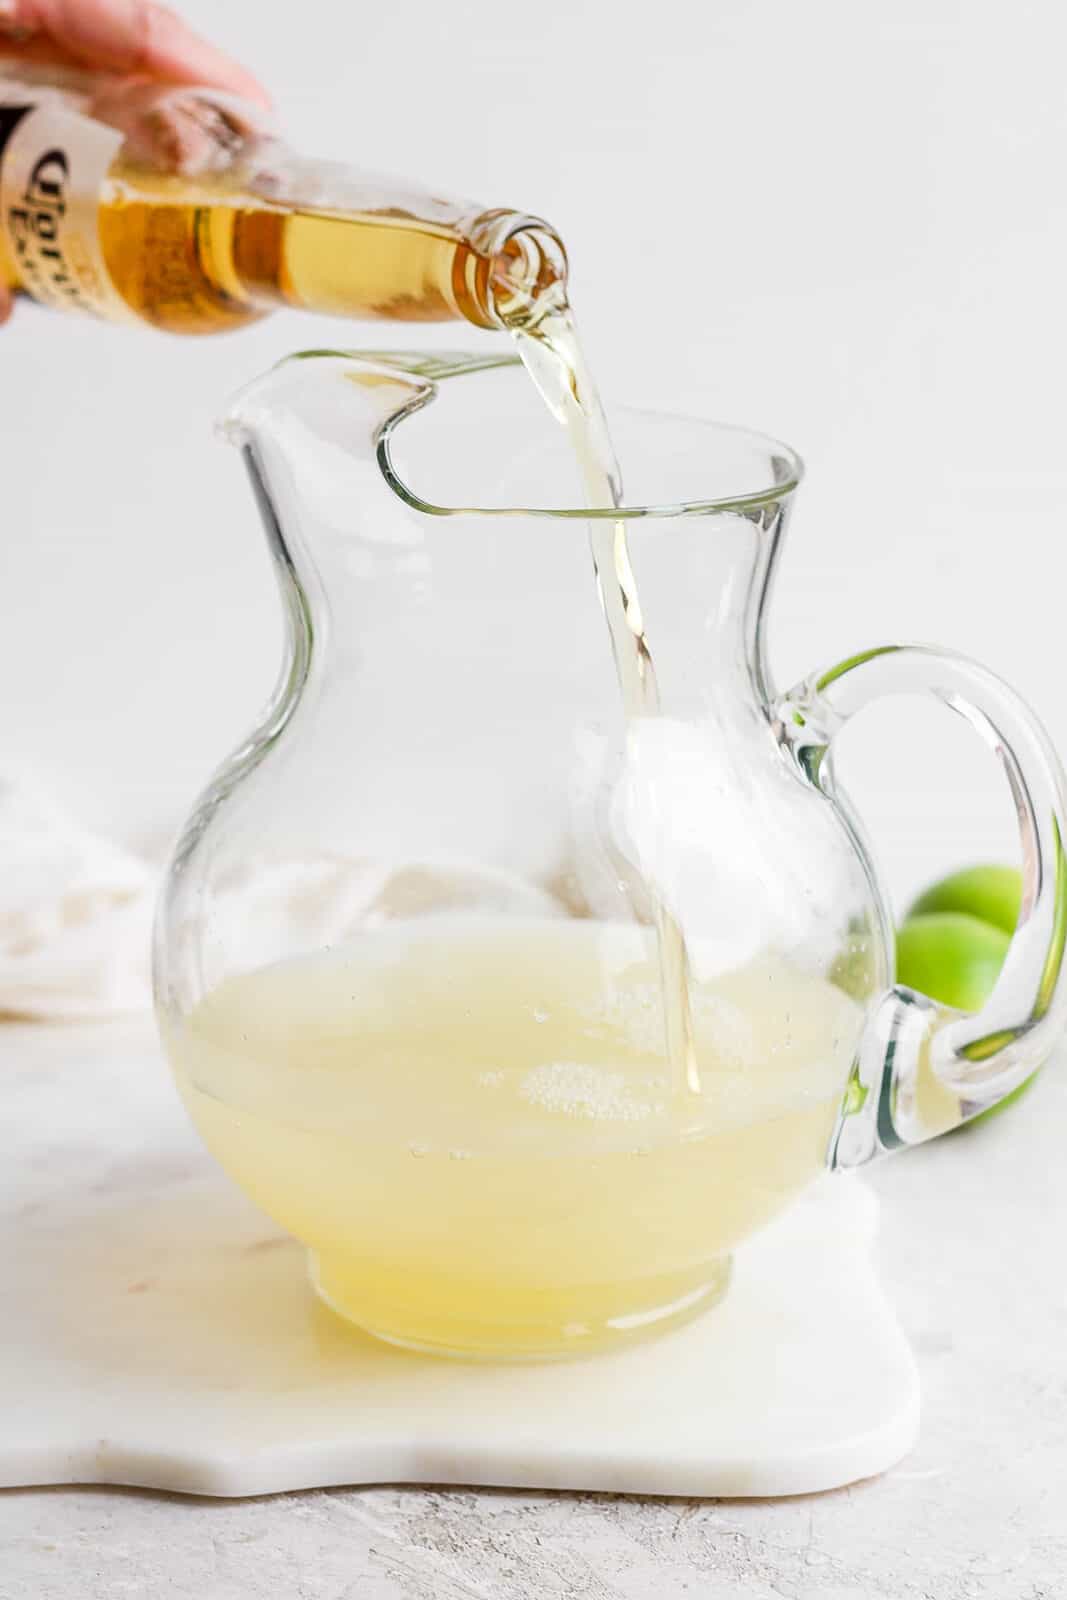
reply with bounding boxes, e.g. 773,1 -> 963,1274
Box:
224,348 -> 805,521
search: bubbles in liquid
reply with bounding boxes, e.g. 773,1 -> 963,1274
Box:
585,981 -> 667,1056
519,1061 -> 662,1123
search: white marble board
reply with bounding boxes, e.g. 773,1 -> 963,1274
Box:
0,1019 -> 918,1499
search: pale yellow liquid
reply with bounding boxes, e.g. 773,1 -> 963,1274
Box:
512,304 -> 702,1098
168,919 -> 859,1357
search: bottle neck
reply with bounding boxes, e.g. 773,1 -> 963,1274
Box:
462,210 -> 569,331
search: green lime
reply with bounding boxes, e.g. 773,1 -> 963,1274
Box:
896,911 -> 1010,1011
908,864 -> 1021,935
895,903 -> 1037,1123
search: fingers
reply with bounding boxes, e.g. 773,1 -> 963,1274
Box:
89,79 -> 269,175
137,2 -> 270,105
0,284 -> 12,325
0,1 -> 269,105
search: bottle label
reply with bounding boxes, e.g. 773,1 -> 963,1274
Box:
0,97 -> 132,320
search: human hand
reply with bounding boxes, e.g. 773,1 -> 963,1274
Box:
0,0 -> 269,323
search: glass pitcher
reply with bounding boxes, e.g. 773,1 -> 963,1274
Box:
155,350 -> 1067,1360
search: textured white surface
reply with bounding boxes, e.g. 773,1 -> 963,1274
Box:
1,1030 -> 1066,1595
0,1021 -> 915,1502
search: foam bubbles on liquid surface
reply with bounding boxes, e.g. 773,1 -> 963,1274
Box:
579,982 -> 664,1055
518,1061 -> 664,1122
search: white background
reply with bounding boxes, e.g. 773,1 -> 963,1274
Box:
2,0 -> 1065,913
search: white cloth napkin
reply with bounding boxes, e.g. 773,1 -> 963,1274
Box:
0,774 -> 574,1021
0,776 -> 154,1019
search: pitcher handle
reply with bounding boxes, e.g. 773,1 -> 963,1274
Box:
774,644 -> 1067,1167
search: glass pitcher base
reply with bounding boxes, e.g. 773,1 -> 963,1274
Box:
308,1252 -> 734,1361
